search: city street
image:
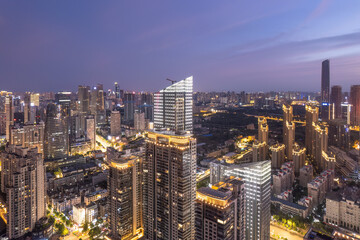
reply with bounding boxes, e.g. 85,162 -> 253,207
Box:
270,224 -> 304,240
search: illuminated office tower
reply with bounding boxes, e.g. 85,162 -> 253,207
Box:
321,60 -> 330,120
24,92 -> 31,123
124,92 -> 135,122
78,85 -> 90,115
292,143 -> 306,175
115,82 -> 120,99
252,140 -> 267,162
195,177 -> 245,240
144,131 -> 196,240
44,103 -> 68,159
226,161 -> 271,240
1,145 -> 45,239
282,104 -> 294,159
5,95 -> 13,140
258,117 -> 268,144
305,105 -> 319,155
10,122 -> 45,154
330,85 -> 342,119
313,122 -> 328,170
269,143 -> 285,169
110,111 -> 121,136
108,148 -> 143,240
350,85 -> 360,126
154,76 -> 193,133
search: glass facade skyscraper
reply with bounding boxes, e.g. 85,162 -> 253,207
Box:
154,76 -> 193,133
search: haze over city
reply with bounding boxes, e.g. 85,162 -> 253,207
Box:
1,0 -> 360,92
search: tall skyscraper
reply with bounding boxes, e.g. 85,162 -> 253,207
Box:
5,95 -> 13,140
108,148 -> 144,239
154,76 -> 193,133
330,85 -> 342,119
350,85 -> 360,126
144,131 -> 196,240
24,92 -> 31,123
226,161 -> 271,240
321,59 -> 330,120
313,122 -> 328,170
44,103 -> 68,159
1,145 -> 46,239
258,117 -> 268,144
195,177 -> 245,240
110,110 -> 121,136
115,82 -> 120,99
124,92 -> 135,123
283,104 -> 294,160
86,117 -> 96,150
78,85 -> 90,115
305,104 -> 319,155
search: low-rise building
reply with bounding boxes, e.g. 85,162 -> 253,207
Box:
271,196 -> 309,218
307,170 -> 334,207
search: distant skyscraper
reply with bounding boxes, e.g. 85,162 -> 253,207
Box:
313,122 -> 328,170
108,147 -> 143,240
1,145 -> 45,239
114,82 -> 120,99
154,76 -> 193,133
305,104 -> 319,156
78,85 -> 90,114
44,103 -> 68,159
24,92 -> 31,123
5,95 -> 13,140
110,111 -> 121,136
321,60 -> 330,120
195,177 -> 245,240
124,92 -> 135,122
258,117 -> 268,145
134,111 -> 146,131
350,85 -> 360,126
86,117 -> 96,150
283,104 -> 294,159
144,131 -> 196,240
330,85 -> 342,119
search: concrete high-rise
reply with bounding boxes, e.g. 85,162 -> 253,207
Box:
124,92 -> 135,122
5,95 -> 13,140
78,85 -> 90,115
134,111 -> 146,131
154,76 -> 193,133
44,103 -> 68,159
195,177 -> 245,240
269,143 -> 285,169
24,92 -> 31,123
321,60 -> 330,120
350,85 -> 360,126
305,104 -> 319,156
282,104 -> 294,159
252,140 -> 267,162
144,131 -> 196,240
292,143 -> 306,175
10,122 -> 45,154
110,110 -> 121,136
114,82 -> 120,99
330,85 -> 342,119
1,145 -> 46,239
258,117 -> 268,144
108,147 -> 144,240
86,117 -> 96,150
313,122 -> 328,171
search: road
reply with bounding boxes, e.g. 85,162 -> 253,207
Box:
270,224 -> 304,240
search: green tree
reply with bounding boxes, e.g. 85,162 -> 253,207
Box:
89,226 -> 101,239
82,221 -> 89,233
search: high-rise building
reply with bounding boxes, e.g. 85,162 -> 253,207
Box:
78,85 -> 90,115
236,161 -> 271,240
134,111 -> 146,131
282,104 -> 294,159
24,92 -> 31,123
328,119 -> 351,151
305,105 -> 319,156
1,145 -> 46,239
115,82 -> 120,99
154,76 -> 193,133
273,162 -> 294,195
350,85 -> 360,126
321,59 -> 330,121
269,143 -> 285,169
299,165 -> 313,188
144,131 -> 196,240
124,92 -> 135,123
44,103 -> 68,159
330,85 -> 342,119
307,170 -> 334,207
5,95 -> 13,140
86,117 -> 96,150
253,140 -> 267,162
108,147 -> 144,240
292,143 -> 306,175
313,122 -> 328,170
10,122 -> 45,154
110,111 -> 121,136
195,177 -> 245,240
258,117 -> 268,144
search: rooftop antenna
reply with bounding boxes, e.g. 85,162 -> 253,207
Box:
166,78 -> 177,84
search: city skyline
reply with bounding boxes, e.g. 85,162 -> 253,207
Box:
1,1 -> 360,92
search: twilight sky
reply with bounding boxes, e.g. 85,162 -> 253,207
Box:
1,0 -> 360,93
